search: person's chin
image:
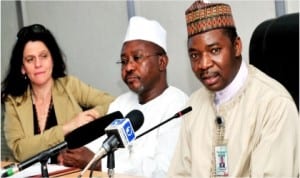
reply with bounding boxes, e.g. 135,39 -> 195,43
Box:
203,82 -> 223,92
129,85 -> 144,94
128,84 -> 138,91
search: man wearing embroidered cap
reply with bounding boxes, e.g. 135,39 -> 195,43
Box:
168,1 -> 299,177
68,16 -> 188,177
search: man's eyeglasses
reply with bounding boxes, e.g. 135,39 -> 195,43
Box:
116,53 -> 163,66
17,24 -> 47,39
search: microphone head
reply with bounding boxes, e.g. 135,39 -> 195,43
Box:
104,110 -> 144,148
65,111 -> 123,149
125,110 -> 144,131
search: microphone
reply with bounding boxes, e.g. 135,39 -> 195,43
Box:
1,142 -> 67,177
136,106 -> 192,139
78,110 -> 144,177
65,111 -> 123,149
1,111 -> 123,177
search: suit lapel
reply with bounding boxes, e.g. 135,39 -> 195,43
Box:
16,89 -> 34,135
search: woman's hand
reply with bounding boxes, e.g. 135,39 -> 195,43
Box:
62,109 -> 100,135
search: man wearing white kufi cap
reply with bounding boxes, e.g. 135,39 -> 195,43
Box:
85,16 -> 188,178
104,16 -> 188,178
123,16 -> 167,53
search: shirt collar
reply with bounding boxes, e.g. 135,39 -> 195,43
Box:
214,60 -> 248,106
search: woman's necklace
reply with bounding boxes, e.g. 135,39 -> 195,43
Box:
31,90 -> 52,133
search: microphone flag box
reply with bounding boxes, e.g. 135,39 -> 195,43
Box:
105,118 -> 136,148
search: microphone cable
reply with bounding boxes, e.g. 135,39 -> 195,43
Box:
88,160 -> 99,178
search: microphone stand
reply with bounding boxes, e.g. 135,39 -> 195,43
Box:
107,151 -> 115,178
40,157 -> 49,178
34,150 -> 52,178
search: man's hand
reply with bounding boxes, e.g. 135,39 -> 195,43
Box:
57,147 -> 101,170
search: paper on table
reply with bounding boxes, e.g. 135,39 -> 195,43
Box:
7,163 -> 79,178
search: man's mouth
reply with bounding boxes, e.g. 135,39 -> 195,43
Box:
126,75 -> 139,83
201,72 -> 219,86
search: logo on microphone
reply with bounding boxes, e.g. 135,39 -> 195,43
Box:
105,118 -> 136,148
123,121 -> 135,142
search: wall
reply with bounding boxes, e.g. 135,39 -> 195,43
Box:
1,0 -> 299,97
1,1 -> 19,161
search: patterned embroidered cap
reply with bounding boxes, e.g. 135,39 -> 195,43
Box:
185,0 -> 235,37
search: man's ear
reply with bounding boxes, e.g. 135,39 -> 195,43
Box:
158,55 -> 168,71
234,37 -> 242,58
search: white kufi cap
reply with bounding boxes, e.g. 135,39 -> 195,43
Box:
124,16 -> 167,52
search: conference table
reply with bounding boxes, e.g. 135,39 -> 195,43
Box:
1,161 -> 145,178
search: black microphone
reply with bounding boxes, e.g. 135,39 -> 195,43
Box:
65,111 -> 123,149
124,110 -> 144,132
1,142 -> 67,177
1,111 -> 123,177
136,106 -> 192,139
78,110 -> 144,177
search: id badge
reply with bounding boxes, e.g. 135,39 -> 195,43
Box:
214,145 -> 229,176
